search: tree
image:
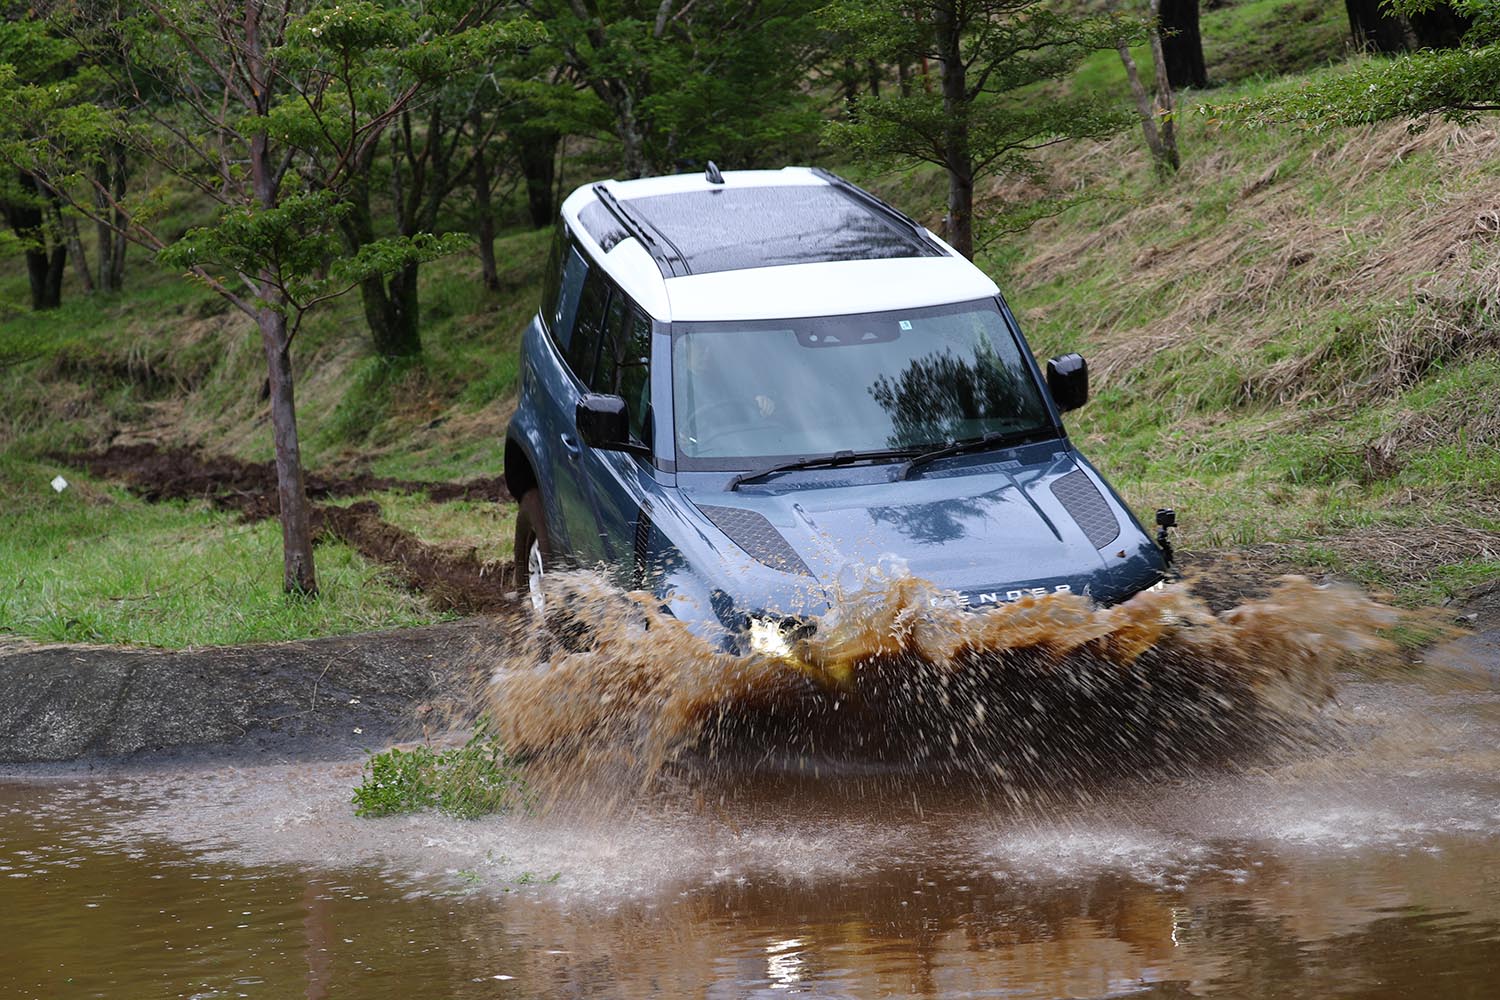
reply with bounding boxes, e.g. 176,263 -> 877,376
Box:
284,4 -> 544,357
1346,0 -> 1472,54
0,171 -> 67,310
1118,0 -> 1180,176
0,12 -> 75,309
1,1 -> 533,594
1158,0 -> 1205,89
522,0 -> 822,177
822,1 -> 1142,258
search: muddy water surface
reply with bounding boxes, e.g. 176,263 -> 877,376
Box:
5,584 -> 1500,998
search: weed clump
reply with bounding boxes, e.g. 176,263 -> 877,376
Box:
353,721 -> 529,820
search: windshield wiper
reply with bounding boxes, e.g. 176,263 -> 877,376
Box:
894,428 -> 1048,481
726,448 -> 918,491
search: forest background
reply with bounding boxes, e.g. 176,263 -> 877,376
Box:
1,0 -> 1496,647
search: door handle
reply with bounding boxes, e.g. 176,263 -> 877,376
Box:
560,433 -> 582,458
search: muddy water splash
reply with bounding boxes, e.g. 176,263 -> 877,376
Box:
489,575 -> 1396,788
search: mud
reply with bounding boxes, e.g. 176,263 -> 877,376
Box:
0,619 -> 516,767
72,443 -> 512,518
68,442 -> 518,613
315,501 -> 515,613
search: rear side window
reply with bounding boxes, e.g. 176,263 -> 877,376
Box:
539,222 -> 566,330
567,267 -> 610,383
552,245 -> 588,353
591,291 -> 629,391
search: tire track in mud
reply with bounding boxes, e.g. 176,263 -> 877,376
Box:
67,443 -> 519,614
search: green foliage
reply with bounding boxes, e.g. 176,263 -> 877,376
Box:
531,0 -> 823,173
352,721 -> 530,820
1223,0 -> 1500,128
820,0 -> 1143,253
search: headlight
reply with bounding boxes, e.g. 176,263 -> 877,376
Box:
746,615 -> 815,658
747,616 -> 794,658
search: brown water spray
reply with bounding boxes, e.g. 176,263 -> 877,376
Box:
489,574 -> 1398,791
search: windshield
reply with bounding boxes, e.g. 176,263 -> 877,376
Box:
670,299 -> 1053,469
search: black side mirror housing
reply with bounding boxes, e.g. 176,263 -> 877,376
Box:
575,393 -> 633,451
1046,353 -> 1088,412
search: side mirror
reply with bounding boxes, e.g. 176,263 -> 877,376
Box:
1046,353 -> 1088,412
575,393 -> 632,451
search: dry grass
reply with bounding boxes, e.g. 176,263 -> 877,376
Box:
1017,120 -> 1500,414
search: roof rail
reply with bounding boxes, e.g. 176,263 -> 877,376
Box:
590,183 -> 692,277
809,167 -> 945,255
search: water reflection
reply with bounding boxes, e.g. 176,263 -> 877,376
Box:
4,766 -> 1500,999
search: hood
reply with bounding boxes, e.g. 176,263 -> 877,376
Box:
685,453 -> 1125,602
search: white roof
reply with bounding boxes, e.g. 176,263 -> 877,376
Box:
558,167 -> 999,323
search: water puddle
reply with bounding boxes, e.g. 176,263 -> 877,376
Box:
5,578 -> 1500,998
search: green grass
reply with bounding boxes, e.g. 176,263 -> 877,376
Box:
352,720 -> 530,820
0,225 -> 546,647
0,455 -> 439,648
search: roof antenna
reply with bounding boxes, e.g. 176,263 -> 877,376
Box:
704,160 -> 724,185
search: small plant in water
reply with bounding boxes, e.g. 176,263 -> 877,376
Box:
352,718 -> 529,820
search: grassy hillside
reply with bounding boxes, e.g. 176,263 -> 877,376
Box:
981,88 -> 1500,602
3,52 -> 1498,646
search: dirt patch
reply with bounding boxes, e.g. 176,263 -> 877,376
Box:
74,443 -> 511,519
316,501 -> 514,613
0,619 -> 519,766
68,443 -> 517,614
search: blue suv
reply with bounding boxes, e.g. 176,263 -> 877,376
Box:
504,166 -> 1170,654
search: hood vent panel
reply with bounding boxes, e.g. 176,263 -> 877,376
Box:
1049,470 -> 1121,549
696,505 -> 814,577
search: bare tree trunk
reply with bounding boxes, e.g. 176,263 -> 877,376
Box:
1158,0 -> 1207,89
898,61 -> 912,98
1147,1 -> 1181,173
471,116 -> 499,292
934,4 -> 974,258
5,172 -> 67,310
257,300 -> 317,595
516,128 -> 559,229
62,213 -> 95,294
1119,42 -> 1168,171
616,90 -> 648,177
94,142 -> 129,292
1345,0 -> 1409,53
356,268 -> 423,358
841,57 -> 861,117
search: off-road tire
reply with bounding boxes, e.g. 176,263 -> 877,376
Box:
514,490 -> 550,617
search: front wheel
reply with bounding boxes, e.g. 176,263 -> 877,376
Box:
513,490 -> 550,617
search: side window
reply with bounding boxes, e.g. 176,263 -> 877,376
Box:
552,244 -> 588,353
566,267 -> 610,383
590,291 -> 629,394
618,311 -> 652,443
594,300 -> 652,443
539,221 -> 565,331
